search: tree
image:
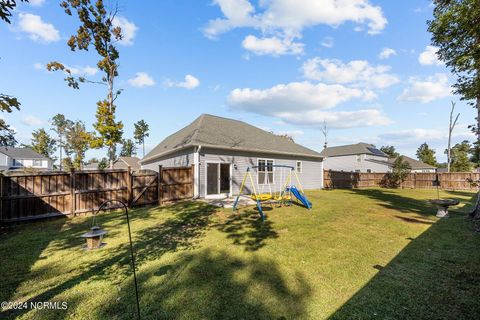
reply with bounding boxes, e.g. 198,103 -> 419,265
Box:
120,138 -> 137,157
48,0 -> 124,167
388,156 -> 412,187
29,128 -> 57,159
380,145 -> 400,158
470,141 -> 480,168
0,119 -> 16,146
98,157 -> 108,170
65,121 -> 94,170
416,143 -> 437,166
428,1 -> 480,142
0,1 -> 23,133
449,140 -> 472,172
133,120 -> 149,157
447,101 -> 460,172
50,114 -> 73,170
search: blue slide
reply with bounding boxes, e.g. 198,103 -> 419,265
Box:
287,186 -> 312,209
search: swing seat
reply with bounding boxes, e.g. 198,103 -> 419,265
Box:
251,194 -> 272,201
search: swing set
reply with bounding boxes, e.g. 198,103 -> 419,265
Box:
233,164 -> 312,221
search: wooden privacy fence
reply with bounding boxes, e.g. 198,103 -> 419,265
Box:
323,170 -> 480,190
0,166 -> 194,223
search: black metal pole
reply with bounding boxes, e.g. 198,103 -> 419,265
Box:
94,200 -> 141,320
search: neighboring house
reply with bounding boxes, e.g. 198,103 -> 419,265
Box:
83,162 -> 100,171
0,147 -> 52,171
320,143 -> 437,173
389,156 -> 436,173
140,114 -> 324,198
320,143 -> 391,173
113,157 -> 141,171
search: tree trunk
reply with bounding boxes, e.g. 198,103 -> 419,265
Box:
59,135 -> 63,171
143,141 -> 145,158
471,97 -> 480,219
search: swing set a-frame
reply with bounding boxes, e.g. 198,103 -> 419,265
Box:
233,164 -> 312,221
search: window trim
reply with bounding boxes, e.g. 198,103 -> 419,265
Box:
296,161 -> 302,173
33,159 -> 42,167
257,158 -> 274,185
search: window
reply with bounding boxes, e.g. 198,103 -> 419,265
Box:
33,160 -> 42,167
356,155 -> 362,162
367,169 -> 372,173
355,169 -> 361,173
12,159 -> 23,167
296,161 -> 302,173
258,159 -> 274,184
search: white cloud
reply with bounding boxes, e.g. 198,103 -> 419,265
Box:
21,115 -> 43,126
128,72 -> 155,88
112,16 -> 138,46
204,0 -> 387,56
379,47 -> 396,59
33,62 -> 44,70
18,13 -> 60,43
379,126 -> 474,143
227,81 -> 391,128
321,37 -> 334,48
242,35 -> 304,56
164,74 -> 200,90
397,73 -> 452,103
418,45 -> 443,66
29,0 -> 46,6
302,58 -> 399,89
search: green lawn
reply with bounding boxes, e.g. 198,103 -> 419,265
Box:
1,188 -> 480,319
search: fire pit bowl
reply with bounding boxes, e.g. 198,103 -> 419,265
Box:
428,199 -> 460,218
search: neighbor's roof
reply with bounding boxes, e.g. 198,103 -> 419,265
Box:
115,156 -> 141,169
142,114 -> 322,163
0,147 -> 49,160
320,143 -> 388,158
388,156 -> 436,169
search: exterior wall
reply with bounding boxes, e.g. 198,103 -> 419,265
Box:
0,153 -> 9,168
10,158 -> 51,170
141,148 -> 194,171
199,147 -> 323,198
323,154 -> 390,173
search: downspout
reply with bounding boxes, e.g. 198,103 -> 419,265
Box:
194,145 -> 202,198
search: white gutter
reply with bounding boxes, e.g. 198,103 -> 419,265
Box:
193,145 -> 202,198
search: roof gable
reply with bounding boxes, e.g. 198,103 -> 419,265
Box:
320,143 -> 388,158
0,147 -> 49,160
142,114 -> 322,162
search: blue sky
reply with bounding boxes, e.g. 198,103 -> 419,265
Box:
0,0 -> 475,162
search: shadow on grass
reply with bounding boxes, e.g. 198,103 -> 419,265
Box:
0,201 -> 217,319
216,209 -> 279,251
329,214 -> 480,320
104,249 -> 312,319
348,189 -> 475,216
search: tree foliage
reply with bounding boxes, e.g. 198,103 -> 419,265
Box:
391,156 -> 412,184
120,138 -> 137,157
380,145 -> 400,158
0,119 -> 16,146
65,121 -> 94,170
29,128 -> 57,159
449,140 -> 473,172
51,114 -> 74,169
428,1 -> 480,137
48,0 -> 124,165
134,120 -> 149,157
0,0 -> 26,24
416,142 -> 437,166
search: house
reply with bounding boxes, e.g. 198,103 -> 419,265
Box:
320,143 -> 436,173
388,156 -> 436,173
0,147 -> 52,171
140,114 -> 324,198
320,143 -> 391,173
113,156 -> 141,171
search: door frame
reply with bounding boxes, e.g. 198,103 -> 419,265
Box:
204,161 -> 232,199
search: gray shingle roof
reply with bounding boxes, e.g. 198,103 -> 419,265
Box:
115,157 -> 141,170
142,114 -> 322,162
0,147 -> 49,159
388,156 -> 436,169
320,143 -> 388,158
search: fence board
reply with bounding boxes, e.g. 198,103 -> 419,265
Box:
0,166 -> 194,222
324,170 -> 479,191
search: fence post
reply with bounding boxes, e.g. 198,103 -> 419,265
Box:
70,169 -> 76,216
191,164 -> 195,198
127,166 -> 133,207
158,165 -> 163,205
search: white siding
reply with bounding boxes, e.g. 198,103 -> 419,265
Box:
323,154 -> 390,173
141,148 -> 194,170
199,148 -> 323,198
11,159 -> 51,169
